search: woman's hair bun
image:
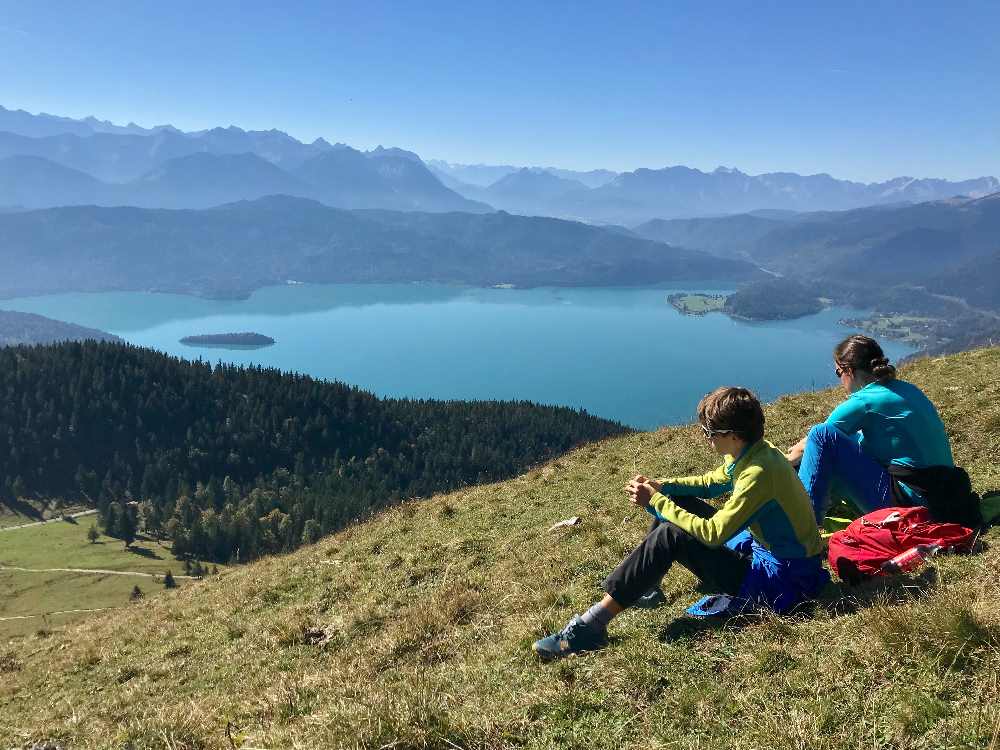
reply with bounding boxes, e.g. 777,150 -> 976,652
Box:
869,356 -> 896,380
835,335 -> 897,382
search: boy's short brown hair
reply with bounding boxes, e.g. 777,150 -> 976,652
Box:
697,387 -> 765,443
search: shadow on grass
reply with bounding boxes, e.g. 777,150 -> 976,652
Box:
127,546 -> 164,560
655,568 -> 943,642
1,496 -> 44,522
657,616 -> 731,643
820,566 -> 939,617
656,609 -> 781,643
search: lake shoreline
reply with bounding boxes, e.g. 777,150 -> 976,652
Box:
0,283 -> 915,430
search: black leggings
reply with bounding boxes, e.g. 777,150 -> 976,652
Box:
603,495 -> 752,608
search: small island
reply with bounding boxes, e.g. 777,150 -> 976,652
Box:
667,293 -> 727,316
180,332 -> 275,349
724,278 -> 824,321
669,279 -> 826,322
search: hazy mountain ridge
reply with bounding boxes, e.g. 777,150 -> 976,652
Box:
633,194 -> 1000,283
0,104 -> 180,138
561,166 -> 1000,223
0,309 -> 120,346
434,159 -> 998,223
0,195 -> 761,299
2,105 -> 995,220
0,106 -> 485,212
428,160 -> 619,189
0,148 -> 488,213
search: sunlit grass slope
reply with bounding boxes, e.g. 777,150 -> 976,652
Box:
3,348 -> 1000,749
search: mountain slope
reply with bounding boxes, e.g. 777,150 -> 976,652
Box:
0,196 -> 761,298
0,155 -> 109,208
131,152 -> 314,208
632,194 -> 1000,286
749,194 -> 1000,280
926,249 -> 1000,313
0,129 -> 212,182
480,168 -> 589,214
3,346 -> 999,748
632,213 -> 787,258
293,147 -> 490,212
0,310 -> 119,346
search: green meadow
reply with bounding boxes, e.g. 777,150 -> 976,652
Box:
0,518 -> 216,638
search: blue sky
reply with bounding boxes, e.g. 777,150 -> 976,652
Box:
1,0 -> 997,181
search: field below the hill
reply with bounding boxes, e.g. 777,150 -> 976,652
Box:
0,519 -> 217,638
2,348 -> 1000,749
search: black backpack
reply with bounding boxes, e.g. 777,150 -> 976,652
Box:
888,464 -> 983,529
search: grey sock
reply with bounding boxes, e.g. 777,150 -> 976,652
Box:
580,602 -> 615,633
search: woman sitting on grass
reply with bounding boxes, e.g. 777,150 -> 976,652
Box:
533,386 -> 829,660
785,335 -> 953,525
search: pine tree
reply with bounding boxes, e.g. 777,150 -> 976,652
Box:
87,525 -> 99,544
163,570 -> 176,589
301,519 -> 321,546
129,585 -> 143,601
120,505 -> 137,548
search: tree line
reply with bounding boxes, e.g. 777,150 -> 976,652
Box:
0,341 -> 627,561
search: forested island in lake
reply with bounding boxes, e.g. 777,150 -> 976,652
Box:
180,332 -> 275,348
669,279 -> 824,321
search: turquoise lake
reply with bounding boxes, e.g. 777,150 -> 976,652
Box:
4,284 -> 915,429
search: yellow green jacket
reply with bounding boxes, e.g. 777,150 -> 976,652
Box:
650,439 -> 824,559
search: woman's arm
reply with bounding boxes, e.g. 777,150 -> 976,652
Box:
786,396 -> 867,466
826,395 -> 867,435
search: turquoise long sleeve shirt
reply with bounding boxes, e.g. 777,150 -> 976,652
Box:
825,378 -> 953,469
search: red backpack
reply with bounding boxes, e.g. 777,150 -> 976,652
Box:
827,506 -> 976,584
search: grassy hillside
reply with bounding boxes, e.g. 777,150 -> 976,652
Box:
3,348 -> 1000,749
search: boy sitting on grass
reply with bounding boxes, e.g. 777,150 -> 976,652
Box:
534,386 -> 829,659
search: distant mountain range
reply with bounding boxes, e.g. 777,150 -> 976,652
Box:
0,195 -> 761,299
524,167 -> 998,224
3,105 -> 995,221
431,160 -> 999,223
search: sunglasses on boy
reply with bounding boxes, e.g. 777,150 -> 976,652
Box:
700,424 -> 734,439
835,364 -> 850,378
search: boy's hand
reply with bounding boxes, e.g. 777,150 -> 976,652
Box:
624,476 -> 660,508
629,475 -> 661,492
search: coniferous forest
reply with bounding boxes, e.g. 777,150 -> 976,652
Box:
0,341 -> 627,561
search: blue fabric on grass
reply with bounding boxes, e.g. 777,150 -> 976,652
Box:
688,530 -> 830,616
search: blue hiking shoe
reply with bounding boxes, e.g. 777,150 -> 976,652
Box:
532,615 -> 607,660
